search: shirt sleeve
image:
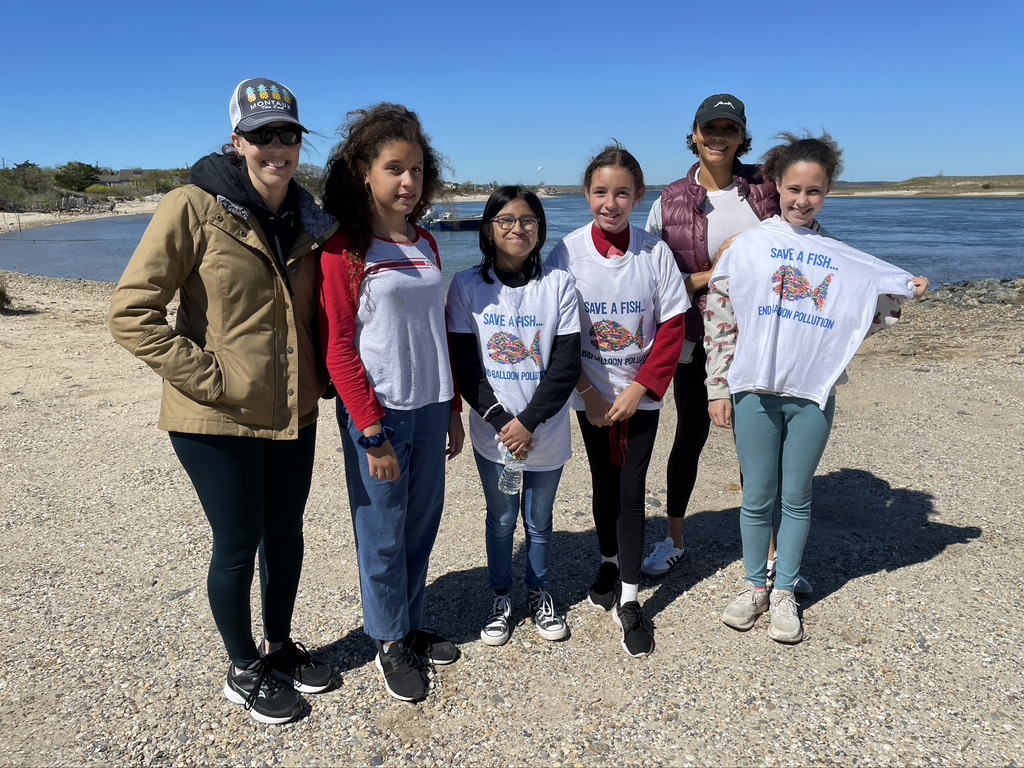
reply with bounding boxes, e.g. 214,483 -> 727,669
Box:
517,332 -> 581,432
634,314 -> 684,400
318,240 -> 386,431
448,332 -> 511,433
703,275 -> 736,401
645,196 -> 664,239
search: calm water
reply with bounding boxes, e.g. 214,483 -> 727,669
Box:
1,195 -> 1021,286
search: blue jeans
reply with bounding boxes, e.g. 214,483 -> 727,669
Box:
337,399 -> 450,644
473,451 -> 563,592
732,392 -> 835,592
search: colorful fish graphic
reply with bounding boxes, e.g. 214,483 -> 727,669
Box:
590,319 -> 644,352
487,332 -> 542,366
771,266 -> 833,311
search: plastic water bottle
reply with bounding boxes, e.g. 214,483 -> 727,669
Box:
498,450 -> 527,495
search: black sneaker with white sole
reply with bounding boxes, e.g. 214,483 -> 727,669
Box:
262,639 -> 335,693
223,659 -> 303,725
588,562 -> 620,611
407,628 -> 460,665
375,641 -> 429,702
613,600 -> 655,658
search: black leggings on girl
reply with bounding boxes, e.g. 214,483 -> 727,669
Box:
170,425 -> 316,667
576,409 -> 660,585
666,348 -> 712,519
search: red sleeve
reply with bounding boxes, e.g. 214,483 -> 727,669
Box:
317,233 -> 387,432
416,226 -> 462,412
634,314 -> 685,401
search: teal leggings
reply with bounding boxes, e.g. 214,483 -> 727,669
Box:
733,392 -> 835,592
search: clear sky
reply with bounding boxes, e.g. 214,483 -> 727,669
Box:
3,0 -> 1022,185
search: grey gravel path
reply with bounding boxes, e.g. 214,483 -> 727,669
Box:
1,273 -> 1022,767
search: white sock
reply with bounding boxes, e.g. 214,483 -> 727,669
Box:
602,555 -> 619,568
620,582 -> 639,604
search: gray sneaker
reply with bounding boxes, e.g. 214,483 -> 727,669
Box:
768,590 -> 804,644
721,582 -> 770,631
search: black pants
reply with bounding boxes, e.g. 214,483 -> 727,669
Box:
666,349 -> 712,519
170,425 -> 316,667
576,409 -> 660,585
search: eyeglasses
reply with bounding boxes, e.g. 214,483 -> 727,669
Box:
237,126 -> 303,146
491,215 -> 540,232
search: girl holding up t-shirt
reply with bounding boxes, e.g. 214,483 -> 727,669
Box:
547,144 -> 689,658
447,186 -> 581,648
706,132 -> 929,645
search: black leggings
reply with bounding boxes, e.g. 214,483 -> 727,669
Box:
666,349 -> 712,519
170,425 -> 316,667
576,409 -> 660,585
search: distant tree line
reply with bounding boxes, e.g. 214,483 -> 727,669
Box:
0,161 -> 187,212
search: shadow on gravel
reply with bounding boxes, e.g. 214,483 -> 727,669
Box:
319,467 -> 980,666
641,466 -> 983,619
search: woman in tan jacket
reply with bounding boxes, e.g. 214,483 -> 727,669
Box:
109,78 -> 337,725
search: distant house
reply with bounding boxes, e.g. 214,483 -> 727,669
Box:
96,169 -> 159,187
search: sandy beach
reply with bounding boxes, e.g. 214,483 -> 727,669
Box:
1,273 -> 1023,766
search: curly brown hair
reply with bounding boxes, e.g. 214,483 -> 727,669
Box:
322,103 -> 444,260
761,131 -> 844,187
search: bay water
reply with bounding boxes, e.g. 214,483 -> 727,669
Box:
0,194 -> 1020,286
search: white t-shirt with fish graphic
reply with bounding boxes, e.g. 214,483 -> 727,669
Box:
446,264 -> 581,470
714,216 -> 915,408
546,224 -> 689,411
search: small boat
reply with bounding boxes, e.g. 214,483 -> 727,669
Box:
421,208 -> 484,232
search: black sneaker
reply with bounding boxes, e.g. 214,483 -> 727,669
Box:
588,562 -> 620,611
407,628 -> 460,666
375,641 -> 429,702
613,600 -> 656,658
223,659 -> 303,724
262,639 -> 335,694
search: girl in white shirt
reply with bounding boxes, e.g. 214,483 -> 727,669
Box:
705,133 -> 928,644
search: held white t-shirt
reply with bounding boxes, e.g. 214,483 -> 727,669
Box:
714,217 -> 915,408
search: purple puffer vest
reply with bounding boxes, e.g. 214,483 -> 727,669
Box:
661,161 -> 779,342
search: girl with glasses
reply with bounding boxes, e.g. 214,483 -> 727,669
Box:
547,144 -> 689,658
446,186 -> 581,647
109,78 -> 337,725
318,103 -> 465,703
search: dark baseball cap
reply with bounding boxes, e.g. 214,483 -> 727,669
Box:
693,94 -> 746,129
229,78 -> 307,133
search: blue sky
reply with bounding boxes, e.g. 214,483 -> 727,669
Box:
3,1 -> 1022,184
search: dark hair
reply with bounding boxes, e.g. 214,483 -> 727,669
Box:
477,186 -> 547,284
686,128 -> 753,158
761,131 -> 844,187
582,141 -> 645,195
322,103 -> 444,260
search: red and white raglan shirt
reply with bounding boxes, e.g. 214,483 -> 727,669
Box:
704,216 -> 916,408
318,227 -> 454,431
546,223 -> 690,410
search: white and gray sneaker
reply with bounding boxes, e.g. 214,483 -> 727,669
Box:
768,590 -> 803,644
641,537 -> 684,578
528,588 -> 568,641
480,593 -> 513,646
722,582 -> 770,631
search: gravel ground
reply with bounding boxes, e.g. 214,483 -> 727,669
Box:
1,272 -> 1022,767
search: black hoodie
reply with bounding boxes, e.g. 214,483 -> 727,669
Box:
188,152 -> 301,292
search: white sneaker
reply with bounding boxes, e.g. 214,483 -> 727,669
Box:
722,582 -> 770,631
480,593 -> 512,646
528,589 -> 567,641
768,590 -> 803,643
641,537 -> 684,578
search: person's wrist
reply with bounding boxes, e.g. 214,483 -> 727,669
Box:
358,426 -> 394,449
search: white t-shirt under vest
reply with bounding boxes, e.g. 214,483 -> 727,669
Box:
714,217 -> 915,408
547,224 -> 689,410
446,265 -> 580,470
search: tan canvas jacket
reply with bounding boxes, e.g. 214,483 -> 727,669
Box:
109,184 -> 337,439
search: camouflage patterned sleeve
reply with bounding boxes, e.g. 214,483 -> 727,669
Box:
703,275 -> 736,401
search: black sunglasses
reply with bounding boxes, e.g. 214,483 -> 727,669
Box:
237,126 -> 302,146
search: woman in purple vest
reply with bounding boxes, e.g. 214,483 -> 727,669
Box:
642,94 -> 783,579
